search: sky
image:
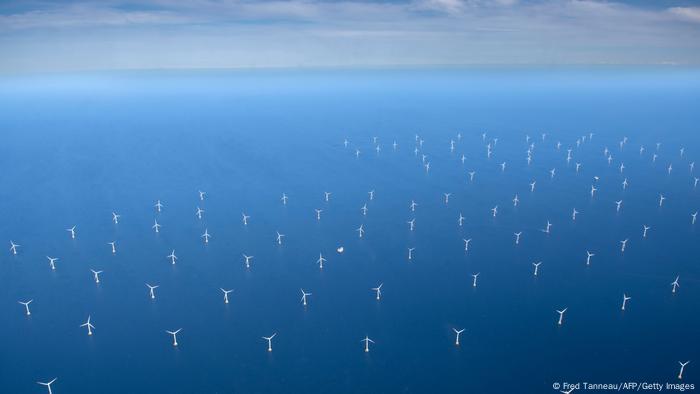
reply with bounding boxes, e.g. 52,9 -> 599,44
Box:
1,0 -> 700,72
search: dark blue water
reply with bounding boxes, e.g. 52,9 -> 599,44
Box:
1,68 -> 698,393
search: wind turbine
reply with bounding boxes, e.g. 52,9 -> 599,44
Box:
586,251 -> 594,265
90,269 -> 103,284
199,190 -> 206,200
196,207 -> 204,220
18,300 -> 33,315
541,220 -> 552,234
408,247 -> 415,260
620,238 -> 629,253
243,254 -> 254,268
444,193 -> 451,204
300,289 -> 312,306
112,212 -> 120,224
37,378 -> 57,394
671,276 -> 680,293
80,315 -> 95,335
276,231 -> 285,245
9,241 -> 20,255
202,229 -> 211,244
556,308 -> 567,325
262,333 -> 277,352
678,361 -> 690,380
372,283 -> 383,300
621,294 -> 631,311
242,213 -> 250,226
471,273 -> 480,287
533,262 -> 542,276
155,200 -> 164,212
66,225 -> 76,239
166,328 -> 182,346
47,256 -> 59,270
453,328 -> 465,345
146,283 -> 159,299
167,250 -> 177,264
152,219 -> 161,233
108,241 -> 116,254
220,288 -> 233,304
316,253 -> 326,269
361,336 -> 375,352
463,238 -> 472,252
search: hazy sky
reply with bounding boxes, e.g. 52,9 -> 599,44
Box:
1,0 -> 700,72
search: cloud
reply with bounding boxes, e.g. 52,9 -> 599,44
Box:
0,4 -> 191,29
411,0 -> 467,15
0,0 -> 699,71
668,7 -> 700,23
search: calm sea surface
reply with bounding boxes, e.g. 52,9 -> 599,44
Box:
0,68 -> 698,393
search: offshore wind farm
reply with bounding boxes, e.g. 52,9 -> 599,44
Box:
1,68 -> 698,393
2,0 -> 700,392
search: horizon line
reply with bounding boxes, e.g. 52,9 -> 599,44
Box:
2,62 -> 699,77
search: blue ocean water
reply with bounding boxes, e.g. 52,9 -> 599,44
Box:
0,68 -> 698,393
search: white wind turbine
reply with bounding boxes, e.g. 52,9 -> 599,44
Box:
80,315 -> 95,335
167,250 -> 177,264
47,256 -> 59,270
300,289 -> 312,306
37,378 -> 57,394
166,328 -> 182,346
361,336 -> 375,352
220,288 -> 234,304
18,299 -> 33,316
556,308 -> 567,325
621,294 -> 631,311
678,361 -> 690,380
146,283 -> 159,299
532,262 -> 542,276
262,333 -> 277,352
371,283 -> 383,300
243,254 -> 254,268
453,328 -> 465,345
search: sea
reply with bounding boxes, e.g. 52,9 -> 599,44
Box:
0,67 -> 698,393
